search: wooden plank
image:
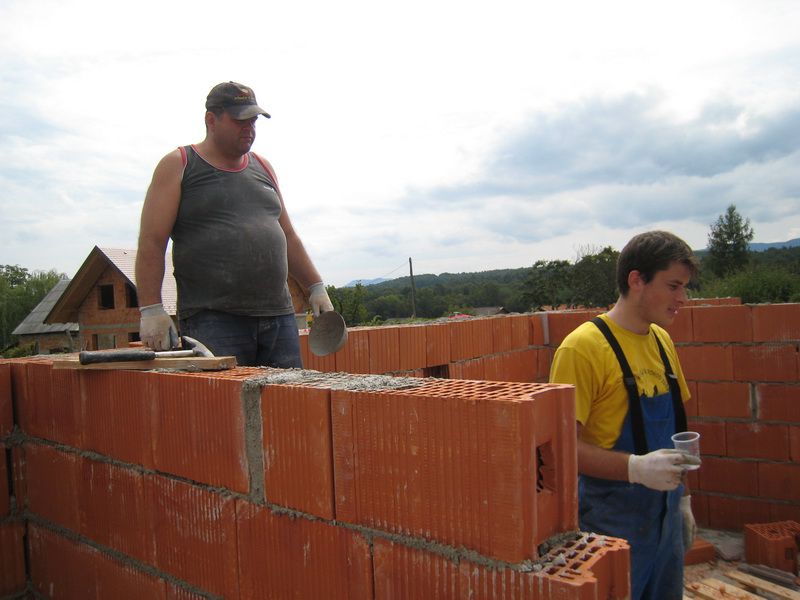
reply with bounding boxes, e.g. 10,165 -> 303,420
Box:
686,579 -> 764,599
51,356 -> 237,371
726,570 -> 800,600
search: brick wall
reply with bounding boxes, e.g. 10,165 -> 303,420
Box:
2,301 -> 797,598
77,266 -> 142,351
1,357 -> 627,599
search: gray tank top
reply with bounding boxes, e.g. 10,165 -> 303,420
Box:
171,146 -> 293,319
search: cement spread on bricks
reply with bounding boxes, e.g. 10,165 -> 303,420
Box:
243,368 -> 425,391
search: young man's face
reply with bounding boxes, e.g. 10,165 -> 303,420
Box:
211,112 -> 258,156
635,261 -> 692,328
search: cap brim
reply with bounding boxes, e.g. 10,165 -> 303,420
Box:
225,105 -> 271,119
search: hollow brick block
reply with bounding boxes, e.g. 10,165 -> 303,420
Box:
531,313 -> 547,346
684,537 -> 716,565
677,345 -> 734,381
0,521 -> 26,597
547,310 -> 603,347
665,306 -> 693,343
757,384 -> 800,422
732,344 -> 799,382
744,520 -> 800,573
368,326 -> 400,374
147,474 -> 239,599
791,426 -> 800,461
24,443 -> 81,532
492,315 -> 515,354
425,322 -> 451,367
696,381 -> 751,418
0,363 -> 11,437
79,458 -> 155,565
150,371 -> 249,492
19,361 -> 82,446
332,380 -> 577,563
81,370 -> 155,468
236,500 -> 373,600
166,583 -> 210,600
305,345 -> 337,372
727,422 -> 789,461
688,419 -> 726,456
334,327 -> 370,374
697,456 -> 758,496
692,305 -> 752,343
752,303 -> 800,342
396,324 -> 427,371
0,443 -> 8,518
758,462 -> 800,502
705,495 -> 772,531
261,384 -> 334,519
509,313 -> 532,350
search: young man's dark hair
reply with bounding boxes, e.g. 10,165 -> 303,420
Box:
617,230 -> 699,296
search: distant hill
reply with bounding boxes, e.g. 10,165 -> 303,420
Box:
748,238 -> 800,251
343,277 -> 390,287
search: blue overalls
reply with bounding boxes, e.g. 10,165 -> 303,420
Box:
579,318 -> 688,600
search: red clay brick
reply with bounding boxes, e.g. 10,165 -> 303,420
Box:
689,420 -> 726,456
449,357 -> 486,380
0,521 -> 26,596
24,443 -> 81,532
744,520 -> 800,573
684,537 -> 716,565
424,322 -> 451,367
733,344 -> 799,382
236,500 -> 373,600
706,496 -> 773,531
685,380 -> 699,417
696,382 -> 751,418
262,384 -> 334,519
0,443 -> 8,518
752,303 -> 800,342
791,426 -> 800,461
82,370 -> 154,468
305,344 -> 337,372
757,384 -> 800,422
334,327 -> 370,374
531,312 -> 547,346
691,494 -> 710,527
93,545 -> 168,600
491,315 -> 515,354
79,458 -> 155,565
147,474 -> 239,599
165,583 -> 210,600
0,363 -> 11,437
372,538 -> 460,599
697,456 -> 758,495
28,524 -> 96,599
396,324 -> 427,371
758,462 -> 800,502
547,310 -> 603,347
726,422 -> 789,460
368,327 -> 401,374
677,345 -> 734,381
298,331 -> 310,367
450,318 -> 490,362
770,502 -> 800,522
332,382 -> 577,563
509,314 -> 532,350
20,362 -> 82,446
665,306 -> 694,343
692,305 -> 752,343
151,372 -> 249,492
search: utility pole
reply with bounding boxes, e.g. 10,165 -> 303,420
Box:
409,257 -> 417,318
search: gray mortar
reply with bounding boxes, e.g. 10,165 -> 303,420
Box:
240,384 -> 266,503
242,368 -> 425,392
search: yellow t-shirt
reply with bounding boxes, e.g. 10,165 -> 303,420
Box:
549,314 -> 690,449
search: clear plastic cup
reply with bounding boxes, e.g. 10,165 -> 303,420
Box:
671,431 -> 701,470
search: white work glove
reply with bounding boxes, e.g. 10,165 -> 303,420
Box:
308,282 -> 334,316
680,495 -> 696,552
139,303 -> 178,350
628,448 -> 700,491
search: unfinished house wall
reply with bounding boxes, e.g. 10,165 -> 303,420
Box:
1,360 -> 629,600
77,266 -> 140,351
1,300 -> 798,598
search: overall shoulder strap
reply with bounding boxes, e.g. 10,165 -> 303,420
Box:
591,317 -> 649,455
652,330 -> 688,434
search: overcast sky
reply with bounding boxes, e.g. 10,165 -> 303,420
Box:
2,0 -> 799,287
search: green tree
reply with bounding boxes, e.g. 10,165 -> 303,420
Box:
705,205 -> 755,277
328,284 -> 368,326
522,260 -> 573,311
0,265 -> 64,351
570,246 -> 619,308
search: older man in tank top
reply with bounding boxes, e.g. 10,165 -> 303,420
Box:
135,81 -> 333,367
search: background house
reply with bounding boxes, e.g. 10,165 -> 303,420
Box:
44,247 -> 176,351
11,278 -> 79,353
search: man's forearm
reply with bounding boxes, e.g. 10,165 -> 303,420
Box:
135,239 -> 167,307
577,439 -> 631,482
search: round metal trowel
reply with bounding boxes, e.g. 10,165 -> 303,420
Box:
308,311 -> 348,356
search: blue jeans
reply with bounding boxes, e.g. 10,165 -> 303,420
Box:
179,310 -> 302,368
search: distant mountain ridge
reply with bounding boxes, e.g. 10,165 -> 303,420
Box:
343,277 -> 390,288
748,238 -> 800,251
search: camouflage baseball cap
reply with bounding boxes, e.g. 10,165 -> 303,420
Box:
205,81 -> 271,119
